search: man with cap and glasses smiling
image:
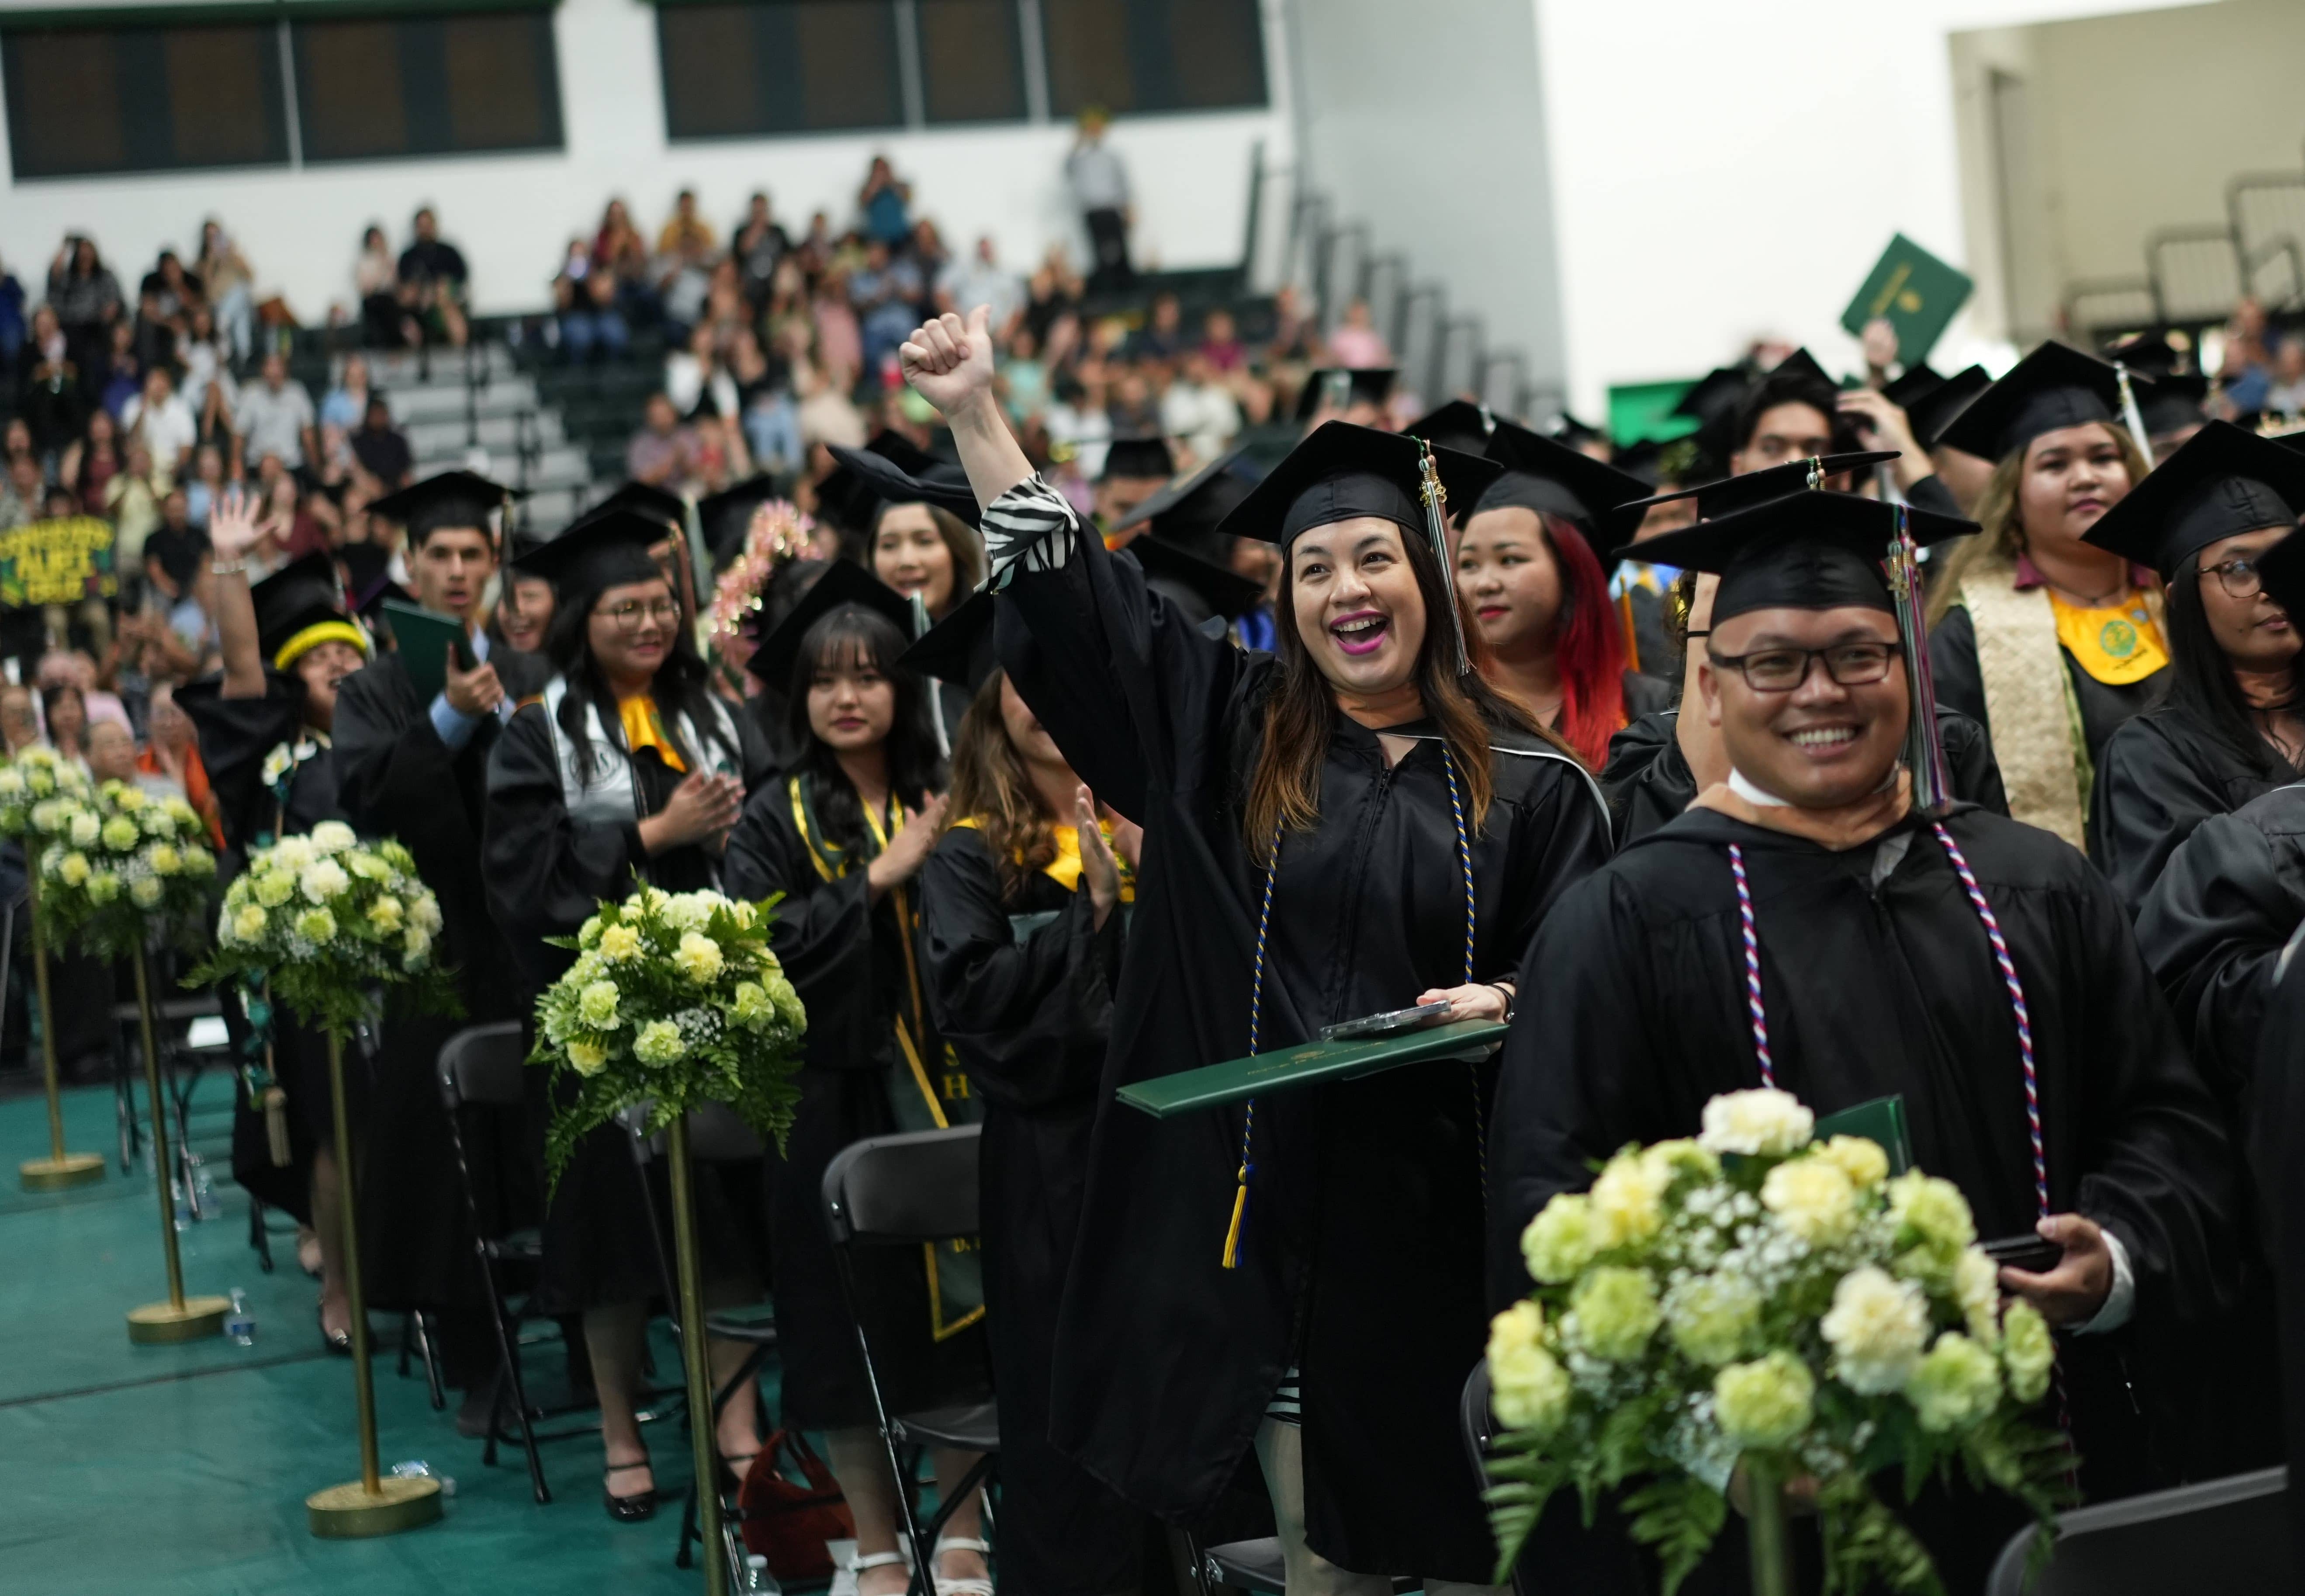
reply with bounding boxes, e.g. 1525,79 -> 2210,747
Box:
1489,476 -> 2237,1592
901,303 -> 1610,1593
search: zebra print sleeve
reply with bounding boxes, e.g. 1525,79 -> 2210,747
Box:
979,475 -> 1080,583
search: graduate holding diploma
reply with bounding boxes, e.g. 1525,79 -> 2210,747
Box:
900,305 -> 1611,1591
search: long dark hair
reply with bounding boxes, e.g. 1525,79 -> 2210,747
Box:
2160,561 -> 2303,780
1244,523 -> 1564,849
782,604 -> 945,855
945,668 -> 1057,902
544,571 -> 734,783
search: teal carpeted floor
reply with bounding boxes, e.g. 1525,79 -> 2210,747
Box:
2,1077 -> 733,1596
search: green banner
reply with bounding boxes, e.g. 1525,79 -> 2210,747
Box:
0,517 -> 116,608
1841,234 -> 1973,366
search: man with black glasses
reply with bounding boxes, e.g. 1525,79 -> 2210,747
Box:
1491,483 -> 2242,1593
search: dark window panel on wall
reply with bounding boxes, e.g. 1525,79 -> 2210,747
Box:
293,9 -> 563,163
2,21 -> 285,180
1041,0 -> 1266,116
918,0 -> 1024,125
658,0 -> 903,141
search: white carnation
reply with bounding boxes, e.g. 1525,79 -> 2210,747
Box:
309,820 -> 358,855
1820,1265 -> 1931,1395
299,860 -> 351,901
1697,1087 -> 1814,1157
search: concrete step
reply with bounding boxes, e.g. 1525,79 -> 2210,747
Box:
513,485 -> 594,529
402,411 -> 563,455
365,345 -> 518,389
387,377 -> 540,425
411,440 -> 590,488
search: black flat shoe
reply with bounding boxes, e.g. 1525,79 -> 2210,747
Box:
317,1305 -> 352,1357
603,1461 -> 657,1523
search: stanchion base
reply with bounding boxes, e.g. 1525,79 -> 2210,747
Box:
19,1152 -> 106,1191
307,1475 -> 443,1538
126,1295 -> 232,1344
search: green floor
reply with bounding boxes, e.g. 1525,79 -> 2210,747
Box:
1,1078 -> 733,1596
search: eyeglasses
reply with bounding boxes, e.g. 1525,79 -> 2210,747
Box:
602,598 -> 681,633
1706,640 -> 1903,692
2200,557 -> 2266,599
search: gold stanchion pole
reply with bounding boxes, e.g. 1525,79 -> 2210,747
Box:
668,1114 -> 731,1596
308,1030 -> 441,1537
125,947 -> 229,1343
19,857 -> 104,1191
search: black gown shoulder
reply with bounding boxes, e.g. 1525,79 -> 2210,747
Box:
2091,706 -> 2296,918
177,672 -> 341,851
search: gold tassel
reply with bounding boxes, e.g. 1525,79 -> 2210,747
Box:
1220,1163 -> 1249,1269
264,1086 -> 291,1167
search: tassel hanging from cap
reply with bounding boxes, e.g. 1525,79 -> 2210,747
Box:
2113,362 -> 2156,464
1415,439 -> 1470,675
1221,1158 -> 1253,1270
264,1087 -> 291,1168
1885,504 -> 1953,811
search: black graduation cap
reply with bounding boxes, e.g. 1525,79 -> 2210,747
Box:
367,470 -> 524,545
1547,410 -> 1609,452
1469,420 -> 1654,573
333,541 -> 407,619
2255,526 -> 2305,620
1672,367 -> 1758,470
1605,451 -> 1902,549
2139,372 -> 2210,440
746,558 -> 917,690
1881,364 -> 1946,412
1294,367 -> 1397,425
2104,332 -> 2185,378
1902,364 -> 1992,450
2081,421 -> 2305,579
1772,347 -> 1835,386
698,476 -> 782,559
506,527 -> 549,564
588,481 -> 688,539
1610,437 -> 1670,489
824,443 -> 981,528
251,551 -> 365,667
1113,448 -> 1261,553
1212,421 -> 1502,548
1405,400 -> 1495,458
1102,435 -> 1175,483
1935,343 -> 2144,463
1630,488 -> 1975,619
1128,534 -> 1267,621
512,508 -> 667,599
897,588 -> 998,691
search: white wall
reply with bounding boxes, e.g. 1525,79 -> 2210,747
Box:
1284,0 -> 1568,402
0,0 -> 1285,322
1532,0 -> 2226,416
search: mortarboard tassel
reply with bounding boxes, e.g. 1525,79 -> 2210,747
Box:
1886,503 -> 1953,811
910,592 -> 951,758
2113,361 -> 2156,464
1415,439 -> 1470,676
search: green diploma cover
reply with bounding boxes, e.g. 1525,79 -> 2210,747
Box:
1116,1019 -> 1509,1119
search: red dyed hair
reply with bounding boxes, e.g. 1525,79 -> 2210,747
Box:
1540,513 -> 1627,771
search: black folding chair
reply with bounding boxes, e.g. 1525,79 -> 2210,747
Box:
620,1101 -> 780,1575
436,1021 -> 555,1504
1986,1465 -> 2292,1594
822,1125 -> 1000,1596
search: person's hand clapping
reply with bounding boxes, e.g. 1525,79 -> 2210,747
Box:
900,307 -> 997,418
1075,786 -> 1123,929
208,487 -> 266,564
640,769 -> 744,855
866,793 -> 950,897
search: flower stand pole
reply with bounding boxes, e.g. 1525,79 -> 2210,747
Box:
1744,1457 -> 1793,1596
17,863 -> 104,1192
305,1029 -> 442,1537
668,1113 -> 731,1596
124,948 -> 230,1343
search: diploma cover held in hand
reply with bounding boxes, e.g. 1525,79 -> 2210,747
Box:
1116,1019 -> 1508,1119
1814,1094 -> 1913,1175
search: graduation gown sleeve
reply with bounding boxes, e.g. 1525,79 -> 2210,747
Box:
1926,602 -> 1989,736
722,773 -> 884,1072
2091,711 -> 2284,918
919,828 -> 1115,1113
2135,795 -> 2305,1101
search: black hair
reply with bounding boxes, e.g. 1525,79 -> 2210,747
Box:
2159,562 -> 2303,781
1732,370 -> 1841,456
781,605 -> 944,855
543,568 -> 733,784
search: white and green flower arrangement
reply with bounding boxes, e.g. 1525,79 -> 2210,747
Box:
0,745 -> 91,840
1484,1087 -> 2070,1595
528,886 -> 807,1180
189,822 -> 453,1039
35,777 -> 218,958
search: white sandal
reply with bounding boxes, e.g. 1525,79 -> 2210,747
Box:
931,1535 -> 994,1596
843,1548 -> 909,1596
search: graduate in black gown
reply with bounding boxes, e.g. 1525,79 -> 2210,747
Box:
1926,343 -> 2163,848
904,305 -> 1613,1587
330,471 -> 553,1418
1108,447 -> 1269,635
1432,419 -> 1673,770
1491,484 -> 2239,1594
178,492 -> 370,1348
908,597 -> 1163,1593
481,510 -> 777,1521
719,562 -> 993,1596
2083,423 -> 2305,916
